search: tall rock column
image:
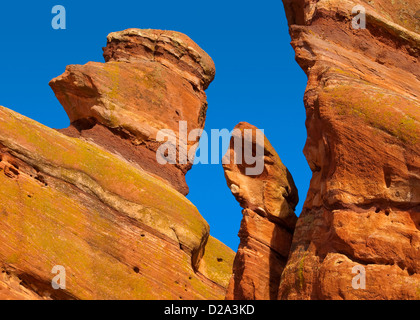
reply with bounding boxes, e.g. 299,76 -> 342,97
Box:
50,29 -> 215,196
223,122 -> 299,300
279,0 -> 420,299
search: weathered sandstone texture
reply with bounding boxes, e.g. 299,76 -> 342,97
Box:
278,0 -> 420,299
223,122 -> 298,299
0,29 -> 234,300
50,29 -> 215,195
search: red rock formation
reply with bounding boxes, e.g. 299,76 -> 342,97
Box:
0,29 -> 234,300
50,29 -> 215,195
278,0 -> 420,299
223,122 -> 298,300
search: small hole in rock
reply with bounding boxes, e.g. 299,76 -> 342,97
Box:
383,167 -> 392,188
133,266 -> 140,273
11,162 -> 19,170
375,208 -> 381,213
385,209 -> 390,216
217,258 -> 223,262
9,166 -> 19,176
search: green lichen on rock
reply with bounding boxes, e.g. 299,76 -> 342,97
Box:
198,236 -> 235,288
324,85 -> 420,144
0,168 -> 223,299
297,252 -> 307,289
0,104 -> 234,300
0,105 -> 208,265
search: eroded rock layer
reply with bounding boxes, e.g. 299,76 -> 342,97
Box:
50,29 -> 215,195
279,0 -> 420,299
0,29 -> 234,300
223,122 -> 298,300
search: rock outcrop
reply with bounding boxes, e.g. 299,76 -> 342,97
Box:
223,122 -> 298,300
278,0 -> 420,299
50,29 -> 215,195
0,29 -> 234,300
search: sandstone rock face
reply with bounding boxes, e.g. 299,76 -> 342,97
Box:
279,0 -> 420,299
0,105 -> 233,300
0,29 -> 234,300
223,122 -> 298,300
50,29 -> 215,195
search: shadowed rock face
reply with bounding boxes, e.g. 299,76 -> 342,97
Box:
0,29 -> 234,300
50,29 -> 216,195
223,122 -> 298,300
279,0 -> 420,299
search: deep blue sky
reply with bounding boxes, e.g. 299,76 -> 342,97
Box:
0,1 -> 310,251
